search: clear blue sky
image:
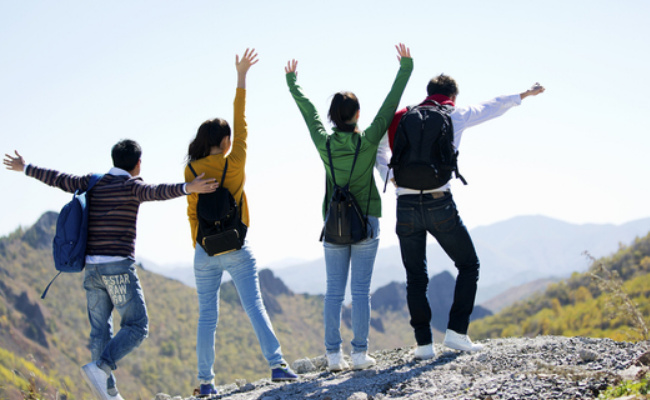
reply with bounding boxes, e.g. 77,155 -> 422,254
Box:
2,0 -> 649,270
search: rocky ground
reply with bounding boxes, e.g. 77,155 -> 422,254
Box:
153,336 -> 649,400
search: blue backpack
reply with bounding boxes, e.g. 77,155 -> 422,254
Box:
41,174 -> 103,299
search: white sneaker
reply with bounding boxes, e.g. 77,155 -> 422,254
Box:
351,352 -> 376,370
81,362 -> 111,400
326,351 -> 350,371
81,362 -> 124,400
414,344 -> 436,360
443,329 -> 484,352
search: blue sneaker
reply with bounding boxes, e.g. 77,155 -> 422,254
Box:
271,364 -> 298,382
198,383 -> 217,397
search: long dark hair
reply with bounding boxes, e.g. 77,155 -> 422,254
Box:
187,118 -> 231,162
328,91 -> 360,133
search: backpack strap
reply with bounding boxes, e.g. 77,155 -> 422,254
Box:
325,135 -> 361,187
188,160 -> 229,187
87,173 -> 103,191
188,159 -> 244,218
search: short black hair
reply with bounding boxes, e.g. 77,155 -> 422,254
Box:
111,139 -> 142,171
427,74 -> 459,98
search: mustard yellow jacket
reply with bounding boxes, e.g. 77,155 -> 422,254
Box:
184,88 -> 249,248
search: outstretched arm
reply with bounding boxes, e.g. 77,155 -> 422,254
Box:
520,83 -> 545,100
236,48 -> 259,89
3,150 -> 26,172
185,172 -> 219,194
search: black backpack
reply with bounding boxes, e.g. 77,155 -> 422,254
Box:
188,160 -> 247,256
389,101 -> 467,190
320,136 -> 371,245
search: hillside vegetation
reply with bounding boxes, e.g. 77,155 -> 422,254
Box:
471,232 -> 650,342
0,213 -> 411,399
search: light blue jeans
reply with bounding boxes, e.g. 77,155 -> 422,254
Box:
83,259 -> 149,371
323,216 -> 380,354
194,242 -> 285,382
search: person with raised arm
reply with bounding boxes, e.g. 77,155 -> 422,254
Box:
184,49 -> 298,396
285,44 -> 413,371
4,141 -> 218,400
382,74 -> 545,360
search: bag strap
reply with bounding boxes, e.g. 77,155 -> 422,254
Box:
188,160 -> 229,186
86,173 -> 103,192
188,159 -> 244,214
325,135 -> 361,188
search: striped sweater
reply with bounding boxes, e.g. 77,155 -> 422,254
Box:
26,164 -> 187,259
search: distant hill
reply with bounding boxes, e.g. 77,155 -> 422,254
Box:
273,215 -> 650,303
370,271 -> 492,340
470,231 -> 650,341
0,213 -> 413,399
3,212 -> 647,398
480,278 -> 559,313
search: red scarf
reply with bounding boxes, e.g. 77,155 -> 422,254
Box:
422,94 -> 455,107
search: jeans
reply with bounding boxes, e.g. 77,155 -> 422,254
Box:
194,242 -> 285,382
83,259 -> 149,370
396,192 -> 479,345
323,216 -> 380,354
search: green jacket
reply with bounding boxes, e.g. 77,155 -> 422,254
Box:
286,57 -> 413,219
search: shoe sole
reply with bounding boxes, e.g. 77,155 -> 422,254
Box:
443,342 -> 483,352
272,377 -> 299,382
81,365 -> 108,400
328,364 -> 349,372
352,362 -> 376,370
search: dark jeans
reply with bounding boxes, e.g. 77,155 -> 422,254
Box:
396,192 -> 479,345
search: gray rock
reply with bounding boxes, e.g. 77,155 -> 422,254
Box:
292,358 -> 316,374
579,348 -> 600,362
346,392 -> 369,400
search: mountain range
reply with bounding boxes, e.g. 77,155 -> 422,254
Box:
257,215 -> 650,303
2,212 -> 649,398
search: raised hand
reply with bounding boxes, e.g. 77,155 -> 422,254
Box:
3,150 -> 26,172
521,82 -> 546,99
185,172 -> 219,194
395,43 -> 411,61
236,48 -> 259,88
285,59 -> 298,75
236,48 -> 259,75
